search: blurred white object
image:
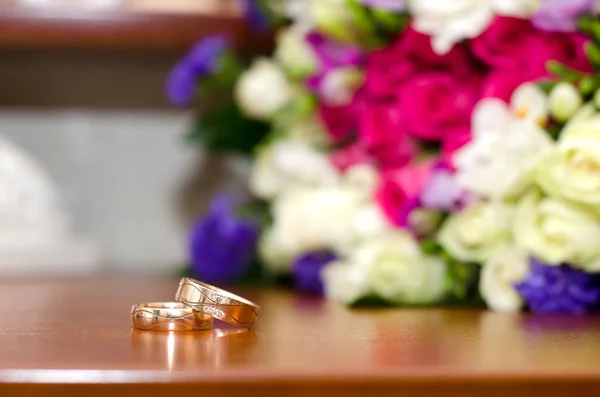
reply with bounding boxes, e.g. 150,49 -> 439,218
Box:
0,135 -> 99,274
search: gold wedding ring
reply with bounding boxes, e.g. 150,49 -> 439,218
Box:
176,278 -> 261,329
131,302 -> 213,332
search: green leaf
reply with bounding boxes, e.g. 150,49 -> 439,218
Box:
350,295 -> 392,308
579,15 -> 600,43
347,0 -> 408,48
579,75 -> 598,97
185,103 -> 270,155
585,42 -> 600,66
538,80 -> 558,94
546,61 -> 582,82
421,240 -> 443,255
347,0 -> 384,47
371,9 -> 409,34
444,261 -> 482,304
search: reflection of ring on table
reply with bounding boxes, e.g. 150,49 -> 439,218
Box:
176,278 -> 261,329
131,302 -> 213,331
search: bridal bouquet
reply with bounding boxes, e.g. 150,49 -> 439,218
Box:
167,0 -> 600,314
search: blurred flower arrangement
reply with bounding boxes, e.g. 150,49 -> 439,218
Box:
166,0 -> 600,314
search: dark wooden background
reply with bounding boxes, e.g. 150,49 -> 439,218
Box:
0,3 -> 272,108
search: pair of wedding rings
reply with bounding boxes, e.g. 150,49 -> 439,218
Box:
131,278 -> 260,332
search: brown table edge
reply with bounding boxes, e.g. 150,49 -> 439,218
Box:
0,5 -> 273,52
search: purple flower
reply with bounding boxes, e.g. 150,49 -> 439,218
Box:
188,194 -> 260,284
360,0 -> 406,12
306,32 -> 363,95
420,163 -> 472,212
165,36 -> 229,107
533,0 -> 595,32
292,251 -> 338,295
515,259 -> 600,314
241,0 -> 270,31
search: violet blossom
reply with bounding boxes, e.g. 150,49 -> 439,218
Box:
188,194 -> 260,284
306,32 -> 363,99
165,36 -> 229,107
292,251 -> 338,295
515,259 -> 600,314
420,162 -> 472,212
241,0 -> 271,31
533,0 -> 595,32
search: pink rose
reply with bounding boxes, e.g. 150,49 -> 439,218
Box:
400,26 -> 474,79
525,32 -> 593,76
396,72 -> 478,141
481,69 -> 532,102
471,17 -> 534,69
442,129 -> 471,168
329,143 -> 373,172
358,103 -> 417,169
364,26 -> 474,101
365,50 -> 416,100
375,160 -> 434,227
319,94 -> 363,142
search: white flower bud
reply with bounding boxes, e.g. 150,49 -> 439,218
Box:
235,58 -> 293,121
274,26 -> 318,78
549,82 -> 583,123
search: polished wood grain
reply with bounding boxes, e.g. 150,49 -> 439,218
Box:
1,278 -> 600,396
0,4 -> 271,52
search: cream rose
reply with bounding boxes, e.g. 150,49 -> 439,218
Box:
249,138 -> 339,200
366,232 -> 447,305
266,185 -> 365,265
258,228 -> 292,275
235,58 -> 293,120
455,86 -> 553,199
438,200 -> 514,263
535,105 -> 600,207
274,26 -> 319,78
549,82 -> 583,123
322,231 -> 447,305
514,189 -> 600,271
480,247 -> 530,312
321,259 -> 374,305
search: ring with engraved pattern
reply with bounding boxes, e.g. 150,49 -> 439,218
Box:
131,302 -> 213,331
175,278 -> 260,329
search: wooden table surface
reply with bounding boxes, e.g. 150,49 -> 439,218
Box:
1,278 -> 600,396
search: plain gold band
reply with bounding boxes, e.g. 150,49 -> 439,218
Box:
131,302 -> 213,331
175,278 -> 260,329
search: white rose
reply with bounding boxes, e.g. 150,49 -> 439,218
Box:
249,139 -> 339,200
514,189 -> 600,271
535,105 -> 600,207
480,247 -> 530,312
342,164 -> 380,200
366,232 -> 447,305
594,89 -> 600,108
438,200 -> 514,263
274,26 -> 319,78
455,85 -> 553,199
321,259 -> 373,305
284,116 -> 328,145
267,185 -> 365,263
319,67 -> 364,106
258,228 -> 292,275
408,0 -> 537,54
235,58 -> 293,120
549,83 -> 583,123
322,230 -> 447,305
